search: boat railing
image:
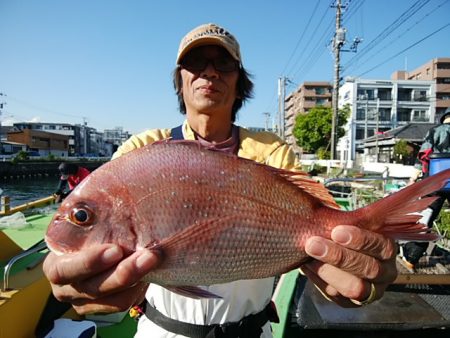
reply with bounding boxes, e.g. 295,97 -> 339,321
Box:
2,239 -> 48,292
0,195 -> 56,216
325,176 -> 409,210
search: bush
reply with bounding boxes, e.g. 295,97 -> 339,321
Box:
13,150 -> 29,162
435,210 -> 450,239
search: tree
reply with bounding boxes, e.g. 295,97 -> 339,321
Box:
393,139 -> 414,165
293,105 -> 350,159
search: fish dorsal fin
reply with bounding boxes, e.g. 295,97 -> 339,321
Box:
151,139 -> 339,208
265,167 -> 339,209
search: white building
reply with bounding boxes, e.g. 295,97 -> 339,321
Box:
338,78 -> 435,165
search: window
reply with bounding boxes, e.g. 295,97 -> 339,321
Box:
315,87 -> 326,95
357,89 -> 375,100
413,90 -> 428,101
356,109 -> 365,120
355,127 -> 365,140
397,108 -> 411,122
379,108 -> 391,121
413,110 -> 428,122
398,88 -> 412,101
378,89 -> 392,101
437,63 -> 450,69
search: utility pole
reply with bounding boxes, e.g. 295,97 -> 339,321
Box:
82,117 -> 88,155
278,77 -> 286,140
375,97 -> 380,161
330,0 -> 361,160
363,92 -> 368,140
263,112 -> 271,131
331,0 -> 343,160
0,93 -> 6,154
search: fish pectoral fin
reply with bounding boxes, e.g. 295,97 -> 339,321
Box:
152,216 -> 237,253
163,285 -> 222,299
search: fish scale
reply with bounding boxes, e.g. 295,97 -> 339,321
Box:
46,140 -> 450,298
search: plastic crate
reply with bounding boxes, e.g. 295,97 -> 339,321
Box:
429,153 -> 450,190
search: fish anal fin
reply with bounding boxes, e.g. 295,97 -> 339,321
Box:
163,285 -> 222,299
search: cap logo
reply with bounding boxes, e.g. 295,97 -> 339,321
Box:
180,26 -> 235,50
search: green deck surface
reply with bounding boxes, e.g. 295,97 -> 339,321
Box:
97,316 -> 137,337
2,214 -> 53,249
271,269 -> 299,338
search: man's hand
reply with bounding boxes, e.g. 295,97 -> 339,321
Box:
302,225 -> 397,307
43,244 -> 159,314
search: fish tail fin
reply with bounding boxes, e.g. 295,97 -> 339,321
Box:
350,169 -> 450,241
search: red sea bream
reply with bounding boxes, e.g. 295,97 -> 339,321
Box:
45,140 -> 447,296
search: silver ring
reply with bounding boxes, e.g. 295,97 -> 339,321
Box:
350,282 -> 377,306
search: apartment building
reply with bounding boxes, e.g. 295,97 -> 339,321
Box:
7,128 -> 69,156
392,57 -> 450,120
338,78 -> 435,163
12,122 -> 103,156
284,82 -> 332,155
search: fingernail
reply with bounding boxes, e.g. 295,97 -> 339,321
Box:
306,239 -> 327,257
102,246 -> 122,264
136,250 -> 156,271
332,228 -> 352,245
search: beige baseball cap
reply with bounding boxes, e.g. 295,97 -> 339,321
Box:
176,23 -> 242,65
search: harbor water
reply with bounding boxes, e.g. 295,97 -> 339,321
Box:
0,175 -> 59,207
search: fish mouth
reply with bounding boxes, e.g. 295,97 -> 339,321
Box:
44,237 -> 65,256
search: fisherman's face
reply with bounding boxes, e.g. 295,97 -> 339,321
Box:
179,45 -> 239,119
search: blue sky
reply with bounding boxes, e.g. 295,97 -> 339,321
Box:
1,0 -> 449,134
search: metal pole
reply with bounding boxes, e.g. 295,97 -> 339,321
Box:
331,0 -> 342,160
375,98 -> 380,161
278,77 -> 286,140
364,93 -> 368,140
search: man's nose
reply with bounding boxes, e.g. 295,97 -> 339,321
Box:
201,61 -> 219,78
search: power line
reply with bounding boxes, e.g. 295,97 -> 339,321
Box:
279,0 -> 322,75
5,94 -> 85,120
343,0 -> 448,76
287,1 -> 335,79
342,0 -> 430,74
357,22 -> 450,77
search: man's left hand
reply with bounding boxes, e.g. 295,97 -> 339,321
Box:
302,225 -> 398,307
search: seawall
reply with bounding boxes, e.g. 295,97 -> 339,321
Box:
0,160 -> 108,179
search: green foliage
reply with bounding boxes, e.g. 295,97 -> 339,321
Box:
317,147 -> 330,160
393,139 -> 412,164
14,150 -> 29,162
293,105 -> 350,158
47,154 -> 56,161
435,210 -> 450,239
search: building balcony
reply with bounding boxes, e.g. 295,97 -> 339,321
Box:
436,69 -> 450,78
437,84 -> 450,93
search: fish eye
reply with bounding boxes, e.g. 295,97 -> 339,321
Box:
70,206 -> 94,226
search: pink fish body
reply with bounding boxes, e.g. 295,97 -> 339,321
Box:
46,140 -> 446,291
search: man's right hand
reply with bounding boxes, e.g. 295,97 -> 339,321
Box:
43,244 -> 159,314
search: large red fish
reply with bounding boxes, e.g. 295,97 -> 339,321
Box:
45,140 -> 446,297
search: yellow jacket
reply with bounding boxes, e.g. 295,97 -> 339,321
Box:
113,121 -> 302,171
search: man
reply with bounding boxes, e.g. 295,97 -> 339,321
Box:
43,23 -> 397,337
402,107 -> 450,269
54,162 -> 90,203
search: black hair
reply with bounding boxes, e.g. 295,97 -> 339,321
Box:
58,162 -> 79,175
172,65 -> 254,122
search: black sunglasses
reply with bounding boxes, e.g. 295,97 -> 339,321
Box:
180,55 -> 239,73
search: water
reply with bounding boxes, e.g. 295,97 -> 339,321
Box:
0,175 -> 59,207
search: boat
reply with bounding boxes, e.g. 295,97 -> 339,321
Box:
1,191 -> 450,338
0,198 -> 139,338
